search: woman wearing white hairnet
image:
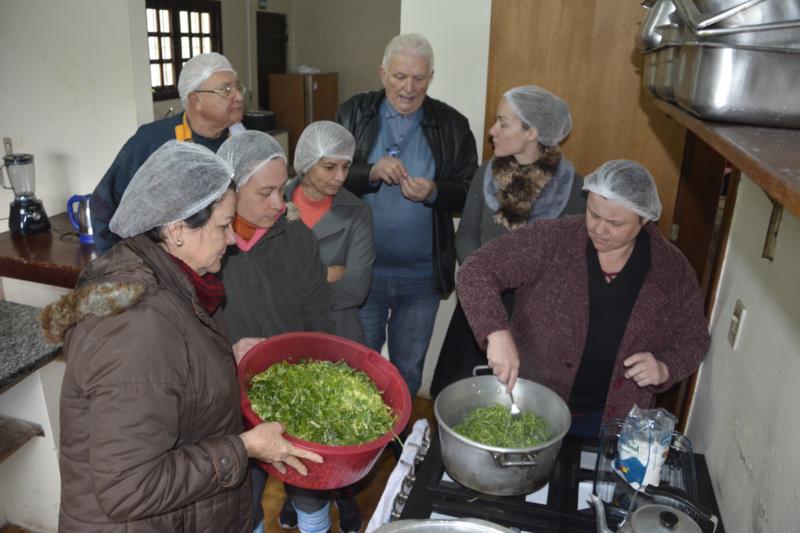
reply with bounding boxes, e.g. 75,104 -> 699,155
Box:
432,85 -> 585,395
457,160 -> 710,437
287,121 -> 374,343
281,120 -> 374,533
217,130 -> 337,533
40,141 -> 321,532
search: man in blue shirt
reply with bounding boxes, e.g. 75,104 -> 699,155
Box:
91,52 -> 246,253
337,34 -> 478,396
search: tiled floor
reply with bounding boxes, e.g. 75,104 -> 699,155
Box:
1,397 -> 435,533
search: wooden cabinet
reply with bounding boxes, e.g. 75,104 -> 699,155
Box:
267,73 -> 339,159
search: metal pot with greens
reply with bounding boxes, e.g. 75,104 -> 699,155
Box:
434,368 -> 571,496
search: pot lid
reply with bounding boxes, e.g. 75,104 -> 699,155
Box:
630,504 -> 702,533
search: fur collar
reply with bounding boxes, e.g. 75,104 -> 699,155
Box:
489,151 -> 561,229
39,281 -> 147,343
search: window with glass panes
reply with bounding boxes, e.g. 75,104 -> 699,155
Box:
145,1 -> 222,101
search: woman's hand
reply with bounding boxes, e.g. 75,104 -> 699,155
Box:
327,265 -> 346,283
623,352 -> 669,387
232,337 -> 264,365
369,157 -> 408,185
486,329 -> 520,392
240,422 -> 323,475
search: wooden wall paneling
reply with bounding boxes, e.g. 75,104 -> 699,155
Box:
486,0 -> 687,233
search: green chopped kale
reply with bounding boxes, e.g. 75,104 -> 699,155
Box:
453,404 -> 552,448
247,359 -> 396,446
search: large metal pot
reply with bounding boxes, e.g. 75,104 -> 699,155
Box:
673,41 -> 800,127
434,375 -> 571,496
375,519 -> 515,533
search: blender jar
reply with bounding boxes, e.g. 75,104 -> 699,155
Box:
2,153 -> 36,198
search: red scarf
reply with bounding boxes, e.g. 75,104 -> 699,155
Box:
170,256 -> 226,314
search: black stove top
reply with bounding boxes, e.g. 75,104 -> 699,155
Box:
399,434 -> 725,533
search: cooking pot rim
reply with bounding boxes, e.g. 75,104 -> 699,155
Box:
434,375 -> 571,452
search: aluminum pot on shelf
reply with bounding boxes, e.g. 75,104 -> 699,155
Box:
673,41 -> 800,127
434,372 -> 571,496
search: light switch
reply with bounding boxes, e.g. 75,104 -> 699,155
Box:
728,299 -> 746,349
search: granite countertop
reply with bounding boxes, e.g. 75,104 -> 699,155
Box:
0,300 -> 62,391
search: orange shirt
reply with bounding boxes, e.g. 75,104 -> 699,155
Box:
292,187 -> 333,229
233,214 -> 259,241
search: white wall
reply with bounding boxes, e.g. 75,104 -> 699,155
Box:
291,0 -> 401,103
686,176 -> 800,532
399,0 -> 492,397
0,0 -> 152,216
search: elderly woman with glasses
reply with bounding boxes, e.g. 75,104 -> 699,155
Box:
42,141 -> 321,533
457,160 -> 710,437
432,85 -> 585,395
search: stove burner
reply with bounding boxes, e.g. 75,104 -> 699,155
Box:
400,435 -> 602,532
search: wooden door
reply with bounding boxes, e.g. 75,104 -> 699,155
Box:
257,12 -> 287,110
485,0 -> 687,232
310,73 -> 338,123
268,74 -> 305,158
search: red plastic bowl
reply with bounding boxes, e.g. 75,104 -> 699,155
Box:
237,332 -> 412,489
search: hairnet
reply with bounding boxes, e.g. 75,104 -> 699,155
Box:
582,159 -> 663,221
503,85 -> 572,146
217,130 -> 287,189
178,52 -> 236,104
110,141 -> 233,238
293,121 -> 356,176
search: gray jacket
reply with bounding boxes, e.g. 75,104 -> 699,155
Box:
221,213 -> 335,342
455,158 -> 586,264
286,179 -> 374,342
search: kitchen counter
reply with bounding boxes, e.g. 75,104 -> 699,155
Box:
0,299 -> 61,391
654,99 -> 800,219
0,211 -> 96,289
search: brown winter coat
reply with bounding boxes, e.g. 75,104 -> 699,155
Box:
41,235 -> 252,532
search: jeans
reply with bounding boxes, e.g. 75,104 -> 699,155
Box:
359,274 -> 440,396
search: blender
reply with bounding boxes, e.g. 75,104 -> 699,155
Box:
1,153 -> 51,235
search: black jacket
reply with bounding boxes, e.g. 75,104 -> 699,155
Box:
336,90 -> 478,295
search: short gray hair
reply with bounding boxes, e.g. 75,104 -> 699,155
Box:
381,33 -> 434,73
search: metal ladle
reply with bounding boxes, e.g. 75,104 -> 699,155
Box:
508,389 -> 521,420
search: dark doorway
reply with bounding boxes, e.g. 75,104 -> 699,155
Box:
256,11 -> 287,110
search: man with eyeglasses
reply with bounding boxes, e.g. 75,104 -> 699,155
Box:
336,33 -> 478,399
91,52 -> 246,253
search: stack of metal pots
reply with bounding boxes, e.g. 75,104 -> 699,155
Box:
638,0 -> 800,127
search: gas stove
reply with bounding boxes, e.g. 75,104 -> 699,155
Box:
396,433 -> 725,533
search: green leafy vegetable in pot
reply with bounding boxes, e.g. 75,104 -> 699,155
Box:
454,404 -> 552,448
247,359 -> 396,446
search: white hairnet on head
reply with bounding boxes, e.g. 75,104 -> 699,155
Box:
178,52 -> 236,104
217,130 -> 287,189
293,121 -> 356,176
110,141 -> 233,238
503,85 -> 572,146
583,159 -> 663,221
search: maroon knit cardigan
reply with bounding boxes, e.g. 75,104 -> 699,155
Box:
457,215 -> 710,422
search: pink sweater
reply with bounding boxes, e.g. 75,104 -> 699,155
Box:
457,215 -> 710,421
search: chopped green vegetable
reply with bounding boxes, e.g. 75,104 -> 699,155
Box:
247,359 -> 396,446
453,404 -> 552,448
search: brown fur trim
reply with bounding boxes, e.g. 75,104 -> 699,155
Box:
492,146 -> 562,230
38,282 -> 147,342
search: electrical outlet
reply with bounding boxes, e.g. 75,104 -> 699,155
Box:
2,137 -> 12,155
727,299 -> 746,349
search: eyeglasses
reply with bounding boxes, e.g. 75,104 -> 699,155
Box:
194,81 -> 247,99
